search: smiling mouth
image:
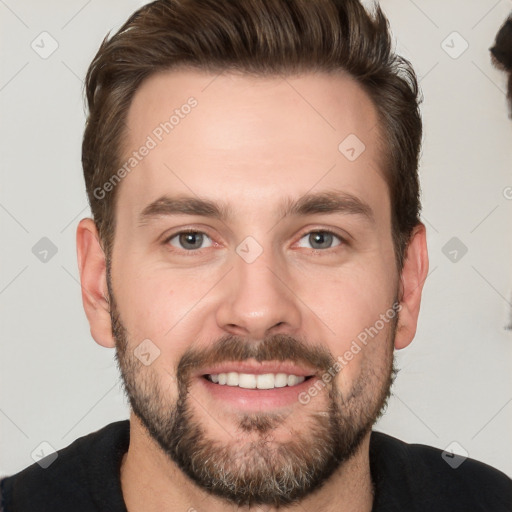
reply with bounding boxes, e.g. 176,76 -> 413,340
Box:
204,372 -> 315,390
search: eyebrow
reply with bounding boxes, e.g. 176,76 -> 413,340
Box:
139,196 -> 231,225
138,191 -> 375,225
281,191 -> 375,223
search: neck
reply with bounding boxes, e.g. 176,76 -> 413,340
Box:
120,412 -> 374,512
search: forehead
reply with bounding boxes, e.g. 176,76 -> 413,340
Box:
120,68 -> 388,221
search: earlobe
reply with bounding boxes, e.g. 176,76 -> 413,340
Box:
76,218 -> 116,348
394,223 -> 429,350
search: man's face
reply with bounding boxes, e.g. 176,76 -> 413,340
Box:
108,70 -> 400,506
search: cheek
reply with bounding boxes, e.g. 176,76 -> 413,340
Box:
299,261 -> 396,334
297,264 -> 397,383
112,261 -> 220,356
111,257 -> 168,336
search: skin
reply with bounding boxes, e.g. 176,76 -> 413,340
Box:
77,69 -> 428,511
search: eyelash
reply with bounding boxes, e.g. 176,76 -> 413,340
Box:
162,228 -> 348,254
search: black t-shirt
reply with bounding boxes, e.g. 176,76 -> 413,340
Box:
1,420 -> 511,511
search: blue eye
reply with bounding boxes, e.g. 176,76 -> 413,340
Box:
168,231 -> 213,250
297,231 -> 342,250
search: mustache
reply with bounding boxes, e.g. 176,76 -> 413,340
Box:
176,333 -> 336,385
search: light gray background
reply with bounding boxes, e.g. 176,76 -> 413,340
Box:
1,0 -> 511,477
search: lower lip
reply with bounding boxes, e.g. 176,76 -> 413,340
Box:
197,375 -> 317,411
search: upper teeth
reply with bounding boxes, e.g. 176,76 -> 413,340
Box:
209,372 -> 306,389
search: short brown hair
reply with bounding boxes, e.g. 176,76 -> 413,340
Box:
82,0 -> 422,271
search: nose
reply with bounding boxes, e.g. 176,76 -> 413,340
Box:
214,249 -> 302,339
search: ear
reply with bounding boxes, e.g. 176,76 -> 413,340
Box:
76,218 -> 115,348
394,222 -> 429,350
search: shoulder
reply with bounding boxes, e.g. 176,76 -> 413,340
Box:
370,430 -> 512,512
0,420 -> 129,512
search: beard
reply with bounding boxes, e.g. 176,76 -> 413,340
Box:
109,279 -> 397,507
